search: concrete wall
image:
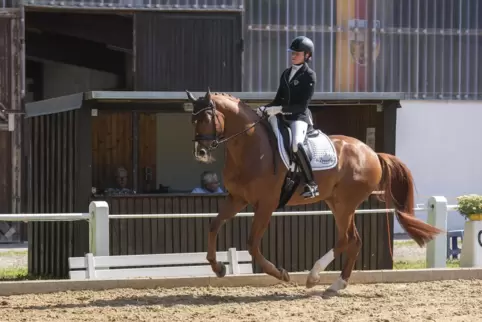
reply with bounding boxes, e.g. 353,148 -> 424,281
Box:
395,100 -> 482,233
156,113 -> 225,192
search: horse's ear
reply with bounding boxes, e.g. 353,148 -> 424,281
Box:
185,90 -> 197,103
205,87 -> 211,101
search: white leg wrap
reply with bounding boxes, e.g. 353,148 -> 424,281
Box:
309,249 -> 334,276
327,276 -> 348,292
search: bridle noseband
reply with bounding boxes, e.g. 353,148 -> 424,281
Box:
192,99 -> 266,151
192,99 -> 221,150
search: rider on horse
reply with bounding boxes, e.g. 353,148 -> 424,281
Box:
257,35 -> 319,199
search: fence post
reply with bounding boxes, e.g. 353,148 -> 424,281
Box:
426,196 -> 448,268
89,201 -> 110,256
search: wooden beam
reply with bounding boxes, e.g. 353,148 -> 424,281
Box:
72,101 -> 93,260
26,31 -> 126,75
92,102 -> 188,113
26,12 -> 132,50
382,100 -> 399,155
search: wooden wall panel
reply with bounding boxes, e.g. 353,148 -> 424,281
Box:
27,108 -> 92,278
0,132 -> 11,214
312,104 -> 386,152
0,132 -> 24,243
134,12 -> 242,91
137,113 -> 157,193
92,111 -> 133,189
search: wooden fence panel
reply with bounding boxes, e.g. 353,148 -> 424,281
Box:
104,194 -> 393,274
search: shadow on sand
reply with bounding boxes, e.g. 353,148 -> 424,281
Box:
7,290 -> 382,311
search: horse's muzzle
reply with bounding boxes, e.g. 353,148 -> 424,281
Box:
197,148 -> 207,158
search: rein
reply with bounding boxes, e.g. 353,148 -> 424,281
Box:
192,100 -> 267,150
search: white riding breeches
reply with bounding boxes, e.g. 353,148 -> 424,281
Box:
288,120 -> 308,152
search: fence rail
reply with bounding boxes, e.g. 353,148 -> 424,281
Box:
108,208 -> 399,219
0,213 -> 89,221
105,204 -> 460,219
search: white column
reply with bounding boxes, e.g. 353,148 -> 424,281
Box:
89,201 -> 110,256
426,196 -> 448,268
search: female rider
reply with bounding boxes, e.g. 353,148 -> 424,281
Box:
257,35 -> 318,199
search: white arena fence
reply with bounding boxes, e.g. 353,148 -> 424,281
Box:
0,196 -> 464,270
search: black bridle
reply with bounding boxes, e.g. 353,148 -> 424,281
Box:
192,99 -> 266,151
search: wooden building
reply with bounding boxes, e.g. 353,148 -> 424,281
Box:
1,5 -> 403,278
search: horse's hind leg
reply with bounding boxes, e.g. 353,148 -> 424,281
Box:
321,216 -> 362,298
306,186 -> 369,297
207,194 -> 246,277
306,202 -> 356,290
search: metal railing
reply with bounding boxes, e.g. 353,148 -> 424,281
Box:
18,0 -> 244,10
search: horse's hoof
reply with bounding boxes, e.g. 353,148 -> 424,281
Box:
306,275 -> 320,289
321,288 -> 339,299
215,262 -> 226,278
279,267 -> 290,282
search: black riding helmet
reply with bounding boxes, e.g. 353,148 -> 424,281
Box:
289,36 -> 314,59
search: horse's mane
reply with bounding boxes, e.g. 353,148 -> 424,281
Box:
211,92 -> 253,112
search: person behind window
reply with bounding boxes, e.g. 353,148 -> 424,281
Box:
104,166 -> 136,196
191,171 -> 224,193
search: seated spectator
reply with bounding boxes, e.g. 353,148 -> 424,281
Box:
104,166 -> 136,196
191,171 -> 224,194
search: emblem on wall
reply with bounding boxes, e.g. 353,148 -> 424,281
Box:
348,19 -> 381,66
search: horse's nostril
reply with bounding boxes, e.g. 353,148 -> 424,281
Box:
199,149 -> 207,157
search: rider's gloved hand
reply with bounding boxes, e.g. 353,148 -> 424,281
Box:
256,106 -> 267,117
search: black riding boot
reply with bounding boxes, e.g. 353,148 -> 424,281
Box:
294,143 -> 319,199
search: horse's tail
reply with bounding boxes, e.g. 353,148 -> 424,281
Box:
377,153 -> 442,247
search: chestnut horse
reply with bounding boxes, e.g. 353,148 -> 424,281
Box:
186,89 -> 442,298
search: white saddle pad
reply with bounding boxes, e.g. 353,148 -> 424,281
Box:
269,116 -> 338,172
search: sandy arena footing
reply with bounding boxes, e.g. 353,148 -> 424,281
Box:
0,279 -> 481,322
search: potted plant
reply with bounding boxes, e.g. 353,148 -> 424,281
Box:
457,194 -> 482,268
456,194 -> 482,221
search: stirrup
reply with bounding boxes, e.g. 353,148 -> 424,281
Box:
301,183 -> 319,199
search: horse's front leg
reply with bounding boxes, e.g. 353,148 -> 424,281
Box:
207,194 -> 246,277
248,205 -> 290,282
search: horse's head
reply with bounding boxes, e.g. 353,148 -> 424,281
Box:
186,88 -> 226,164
